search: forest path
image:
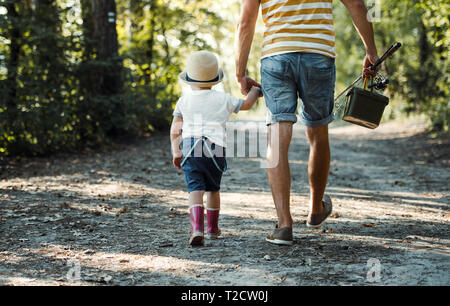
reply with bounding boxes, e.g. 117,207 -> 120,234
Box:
0,119 -> 449,286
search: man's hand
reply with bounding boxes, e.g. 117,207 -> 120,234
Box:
235,0 -> 260,95
173,151 -> 183,169
363,53 -> 379,78
237,75 -> 262,96
341,0 -> 379,79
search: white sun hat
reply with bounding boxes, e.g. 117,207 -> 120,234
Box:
179,50 -> 224,87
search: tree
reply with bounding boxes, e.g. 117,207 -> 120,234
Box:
4,1 -> 19,120
116,0 -> 225,131
92,0 -> 122,96
376,0 -> 449,130
77,0 -> 125,141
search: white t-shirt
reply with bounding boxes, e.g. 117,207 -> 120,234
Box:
173,90 -> 243,147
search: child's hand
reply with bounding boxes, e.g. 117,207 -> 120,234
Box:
240,86 -> 262,111
173,151 -> 183,169
237,76 -> 261,95
249,86 -> 263,98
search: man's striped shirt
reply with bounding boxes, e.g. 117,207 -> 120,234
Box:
260,0 -> 336,59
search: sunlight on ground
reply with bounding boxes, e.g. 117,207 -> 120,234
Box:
1,118 -> 448,286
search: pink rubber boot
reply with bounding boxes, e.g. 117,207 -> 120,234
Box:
206,208 -> 221,239
189,205 -> 204,246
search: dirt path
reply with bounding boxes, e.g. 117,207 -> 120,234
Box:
0,119 -> 449,286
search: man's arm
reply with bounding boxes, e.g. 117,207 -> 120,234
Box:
340,0 -> 378,77
170,116 -> 183,169
235,0 -> 262,95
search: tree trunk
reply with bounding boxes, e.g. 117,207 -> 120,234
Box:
35,0 -> 63,73
127,0 -> 141,44
418,21 -> 429,67
5,1 -> 20,120
147,1 -> 156,87
91,0 -> 122,96
80,0 -> 95,62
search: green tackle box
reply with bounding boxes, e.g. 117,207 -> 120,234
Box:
342,87 -> 390,129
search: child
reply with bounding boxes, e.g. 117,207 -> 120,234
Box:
170,50 -> 261,246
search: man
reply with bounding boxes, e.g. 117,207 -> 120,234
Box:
235,0 -> 379,245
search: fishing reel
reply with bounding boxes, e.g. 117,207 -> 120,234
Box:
367,71 -> 389,91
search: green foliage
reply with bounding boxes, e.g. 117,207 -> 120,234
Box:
116,0 -> 224,132
0,0 -> 223,156
334,0 -> 449,131
0,0 -> 79,155
0,0 -> 448,157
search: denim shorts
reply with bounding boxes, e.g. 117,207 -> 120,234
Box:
261,52 -> 336,127
181,138 -> 227,192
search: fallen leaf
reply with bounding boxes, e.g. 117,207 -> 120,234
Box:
397,239 -> 411,243
119,207 -> 127,214
394,181 -> 405,186
331,212 -> 341,218
100,275 -> 112,283
362,223 -> 376,227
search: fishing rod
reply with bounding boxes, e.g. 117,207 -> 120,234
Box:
370,42 -> 402,71
334,42 -> 402,101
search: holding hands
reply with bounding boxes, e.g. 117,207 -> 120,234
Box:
237,75 -> 263,97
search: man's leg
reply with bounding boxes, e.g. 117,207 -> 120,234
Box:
305,125 -> 330,214
267,122 -> 293,228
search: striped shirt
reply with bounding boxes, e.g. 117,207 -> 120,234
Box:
261,0 -> 336,59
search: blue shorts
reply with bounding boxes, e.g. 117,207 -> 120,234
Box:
181,138 -> 227,192
261,52 -> 336,127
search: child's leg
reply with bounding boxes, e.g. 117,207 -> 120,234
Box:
206,191 -> 221,238
188,190 -> 205,246
206,191 -> 220,209
189,190 -> 205,206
